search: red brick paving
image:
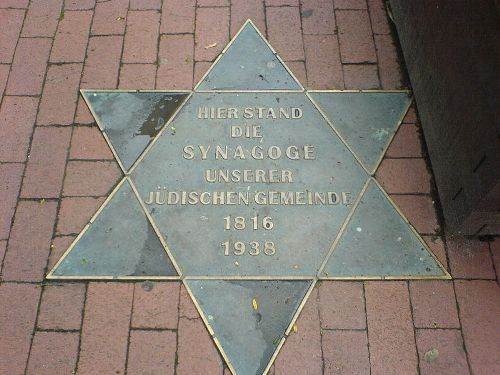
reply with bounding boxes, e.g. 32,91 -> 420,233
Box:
6,37 -> 52,95
304,34 -> 343,89
157,34 -> 194,89
62,160 -> 122,197
337,10 -> 377,63
447,236 -> 496,279
177,316 -> 224,375
267,6 -> 304,61
119,63 -> 157,89
21,126 -> 72,198
409,280 -> 460,328
318,281 -> 366,329
26,331 -> 80,375
0,96 -> 39,162
81,36 -> 123,89
132,281 -> 180,329
376,158 -> 431,194
343,63 -> 379,89
37,284 -> 86,330
365,281 -> 418,375
0,9 -> 24,63
50,10 -> 93,63
231,0 -> 266,37
123,10 -> 160,63
0,283 -> 40,375
70,126 -> 115,160
455,280 -> 500,374
47,235 -> 75,270
323,330 -> 370,375
65,0 -> 96,11
415,329 -> 470,375
0,1 -> 498,374
127,330 -> 177,375
2,200 -> 58,282
37,63 -> 83,126
21,0 -> 63,38
91,0 -> 128,36
78,282 -> 133,374
0,0 -> 29,8
195,6 -> 229,61
0,163 -> 24,239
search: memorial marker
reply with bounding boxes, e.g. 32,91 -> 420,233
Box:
48,20 -> 450,375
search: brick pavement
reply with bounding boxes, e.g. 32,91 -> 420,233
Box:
0,1 -> 498,374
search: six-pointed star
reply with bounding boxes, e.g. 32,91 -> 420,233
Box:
48,21 -> 450,375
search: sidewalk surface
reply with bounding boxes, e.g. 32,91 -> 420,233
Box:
0,1 -> 499,374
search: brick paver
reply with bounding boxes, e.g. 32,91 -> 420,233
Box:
6,37 -> 52,95
127,330 -> 177,375
62,160 -> 121,197
366,281 -> 418,375
416,329 -> 470,375
50,10 -> 93,63
0,2 -> 498,374
78,283 -> 133,374
160,0 -> 195,34
0,96 -> 39,162
119,63 -> 157,89
91,0 -> 128,36
195,6 -> 229,61
447,236 -> 496,279
267,6 -> 304,61
21,0 -> 63,37
318,281 -> 366,329
323,330 -> 370,375
376,158 -> 431,194
0,163 -> 24,239
409,280 -> 460,328
65,0 -> 95,11
157,34 -> 194,89
37,284 -> 86,330
123,10 -> 160,63
0,283 -> 41,375
132,281 -> 180,329
2,200 -> 58,281
69,126 -> 115,160
37,63 -> 83,126
26,331 -> 79,375
337,10 -> 377,63
21,126 -> 72,198
304,34 -> 343,89
81,36 -> 123,89
0,9 -> 24,63
455,280 -> 500,374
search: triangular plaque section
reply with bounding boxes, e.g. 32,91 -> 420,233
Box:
48,179 -> 178,278
186,279 -> 312,375
309,92 -> 411,174
196,21 -> 302,91
81,91 -> 189,172
321,180 -> 448,279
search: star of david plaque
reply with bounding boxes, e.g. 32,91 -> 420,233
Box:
48,20 -> 450,375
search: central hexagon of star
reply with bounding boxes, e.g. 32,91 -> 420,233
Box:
129,89 -> 368,277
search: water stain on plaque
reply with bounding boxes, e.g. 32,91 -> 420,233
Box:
82,91 -> 189,171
